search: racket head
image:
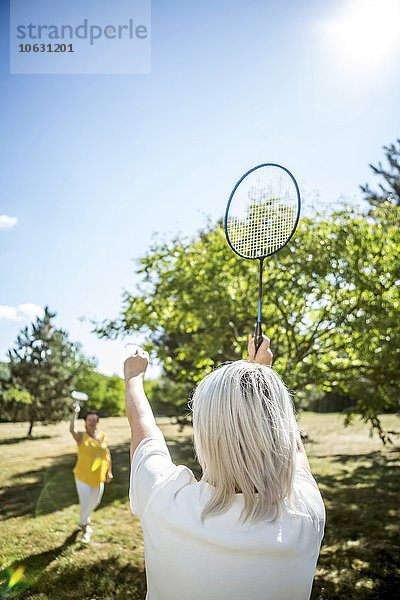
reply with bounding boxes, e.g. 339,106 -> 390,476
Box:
71,391 -> 88,402
224,163 -> 301,260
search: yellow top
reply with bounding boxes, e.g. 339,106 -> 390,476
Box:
73,431 -> 110,488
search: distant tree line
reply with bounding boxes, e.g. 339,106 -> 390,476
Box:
0,308 -> 126,436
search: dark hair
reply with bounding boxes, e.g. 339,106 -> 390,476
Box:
84,410 -> 99,422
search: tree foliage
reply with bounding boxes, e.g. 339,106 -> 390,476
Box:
361,139 -> 400,208
0,307 -> 84,436
75,368 -> 125,417
143,377 -> 192,424
95,206 -> 400,439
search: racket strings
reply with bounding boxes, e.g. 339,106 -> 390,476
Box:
227,169 -> 298,258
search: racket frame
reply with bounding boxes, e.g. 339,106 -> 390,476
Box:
224,162 -> 301,260
224,162 -> 301,351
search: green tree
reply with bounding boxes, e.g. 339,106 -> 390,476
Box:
75,368 -> 125,417
361,139 -> 400,207
95,207 -> 400,439
0,307 -> 84,436
143,377 -> 192,423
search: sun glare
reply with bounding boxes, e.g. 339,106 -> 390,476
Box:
324,0 -> 400,74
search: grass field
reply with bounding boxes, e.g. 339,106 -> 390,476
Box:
1,413 -> 399,599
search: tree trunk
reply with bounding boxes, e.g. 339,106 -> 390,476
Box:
27,420 -> 34,437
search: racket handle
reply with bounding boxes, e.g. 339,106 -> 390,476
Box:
254,322 -> 263,352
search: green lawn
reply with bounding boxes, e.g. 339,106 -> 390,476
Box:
0,413 -> 399,599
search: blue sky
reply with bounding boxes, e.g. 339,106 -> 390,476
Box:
1,0 -> 400,377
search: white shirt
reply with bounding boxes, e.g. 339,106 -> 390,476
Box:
130,437 -> 325,600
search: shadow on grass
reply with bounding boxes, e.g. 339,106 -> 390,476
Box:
0,453 -> 78,521
0,531 -> 146,600
0,530 -> 80,598
311,448 -> 400,600
0,435 -> 52,445
23,556 -> 147,600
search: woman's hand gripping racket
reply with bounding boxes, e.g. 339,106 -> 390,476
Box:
224,163 -> 301,351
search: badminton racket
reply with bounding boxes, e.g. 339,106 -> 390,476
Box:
224,163 -> 301,351
71,390 -> 89,410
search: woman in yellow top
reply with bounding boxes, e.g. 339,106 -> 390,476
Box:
70,404 -> 113,544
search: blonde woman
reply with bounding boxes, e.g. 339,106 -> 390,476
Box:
125,336 -> 325,600
70,406 -> 113,544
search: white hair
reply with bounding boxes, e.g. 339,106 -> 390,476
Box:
191,360 -> 298,523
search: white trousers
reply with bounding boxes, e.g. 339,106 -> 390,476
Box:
74,477 -> 104,527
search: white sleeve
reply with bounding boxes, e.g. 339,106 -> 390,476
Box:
294,465 -> 326,536
129,437 -> 179,518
